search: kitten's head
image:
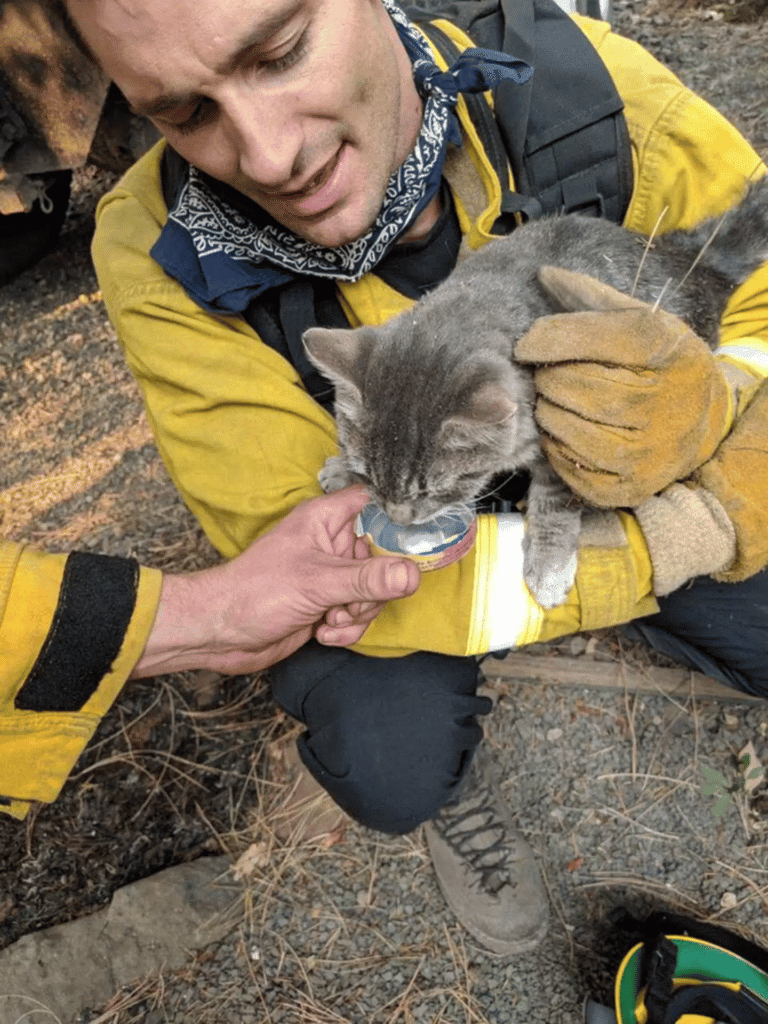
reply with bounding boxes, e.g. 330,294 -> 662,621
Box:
304,318 -> 536,525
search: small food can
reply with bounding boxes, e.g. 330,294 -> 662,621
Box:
355,503 -> 477,572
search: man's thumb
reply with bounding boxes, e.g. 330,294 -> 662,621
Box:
357,557 -> 420,601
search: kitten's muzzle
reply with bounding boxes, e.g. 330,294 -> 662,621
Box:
382,502 -> 419,526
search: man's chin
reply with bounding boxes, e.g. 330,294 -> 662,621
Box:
273,193 -> 383,248
290,213 -> 379,249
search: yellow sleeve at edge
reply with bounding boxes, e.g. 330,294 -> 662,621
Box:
0,542 -> 162,820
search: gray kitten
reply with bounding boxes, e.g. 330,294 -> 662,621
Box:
304,176 -> 768,607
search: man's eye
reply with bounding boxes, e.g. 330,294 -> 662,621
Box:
262,27 -> 309,74
174,100 -> 215,134
166,26 -> 310,134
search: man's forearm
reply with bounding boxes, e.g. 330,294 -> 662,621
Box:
129,569 -> 244,679
130,570 -> 231,678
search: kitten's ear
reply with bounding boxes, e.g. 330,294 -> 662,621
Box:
303,326 -> 372,389
440,383 -> 515,449
538,265 -> 649,312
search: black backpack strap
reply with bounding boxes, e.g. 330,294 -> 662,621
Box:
418,19 -> 541,232
642,935 -> 679,1024
243,278 -> 348,413
414,0 -> 633,224
519,0 -> 633,222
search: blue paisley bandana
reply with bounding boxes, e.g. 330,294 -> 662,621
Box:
150,0 -> 532,313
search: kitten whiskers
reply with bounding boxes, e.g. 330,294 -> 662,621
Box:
666,208 -> 728,302
631,205 -> 669,298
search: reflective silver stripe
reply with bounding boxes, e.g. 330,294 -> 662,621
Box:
715,342 -> 768,379
484,513 -> 543,651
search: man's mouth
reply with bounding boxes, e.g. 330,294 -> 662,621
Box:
291,151 -> 341,198
264,146 -> 347,218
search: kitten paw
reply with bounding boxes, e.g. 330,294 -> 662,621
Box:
318,456 -> 355,494
523,551 -> 578,609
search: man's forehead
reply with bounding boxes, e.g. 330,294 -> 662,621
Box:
68,0 -> 310,104
68,0 -> 308,64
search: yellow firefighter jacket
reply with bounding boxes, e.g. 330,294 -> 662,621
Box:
2,14 -> 767,817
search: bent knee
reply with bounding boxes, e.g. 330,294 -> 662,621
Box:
272,644 -> 489,833
297,718 -> 481,834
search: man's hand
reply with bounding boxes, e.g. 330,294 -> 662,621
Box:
132,487 -> 420,677
514,267 -> 732,507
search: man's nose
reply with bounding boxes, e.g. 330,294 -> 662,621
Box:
223,88 -> 303,189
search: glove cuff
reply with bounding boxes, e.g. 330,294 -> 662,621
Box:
635,484 -> 736,596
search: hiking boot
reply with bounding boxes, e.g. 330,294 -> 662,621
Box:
424,748 -> 548,955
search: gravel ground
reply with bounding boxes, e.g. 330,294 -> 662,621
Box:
70,668 -> 768,1024
1,2 -> 768,1022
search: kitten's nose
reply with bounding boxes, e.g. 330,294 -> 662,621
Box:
383,502 -> 416,526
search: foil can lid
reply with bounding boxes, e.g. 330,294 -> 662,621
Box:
355,503 -> 475,557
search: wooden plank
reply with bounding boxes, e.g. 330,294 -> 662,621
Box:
483,651 -> 764,703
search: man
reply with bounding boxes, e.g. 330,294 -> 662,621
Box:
59,0 -> 768,955
0,486 -> 420,819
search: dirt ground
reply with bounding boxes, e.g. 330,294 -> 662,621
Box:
1,1 -> 768,1021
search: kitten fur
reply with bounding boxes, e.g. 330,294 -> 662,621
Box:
304,176 -> 768,606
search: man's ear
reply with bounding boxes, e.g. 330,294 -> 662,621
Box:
538,265 -> 649,312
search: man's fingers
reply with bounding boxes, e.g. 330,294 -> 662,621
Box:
537,265 -> 651,313
307,484 -> 371,536
354,536 -> 371,560
347,599 -> 379,618
514,309 -> 686,368
315,621 -> 369,647
325,600 -> 380,626
310,557 -> 418,627
325,606 -> 354,628
354,557 -> 420,602
322,556 -> 419,609
533,364 -> 655,428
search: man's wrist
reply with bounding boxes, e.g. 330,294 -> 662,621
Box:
130,570 -> 224,678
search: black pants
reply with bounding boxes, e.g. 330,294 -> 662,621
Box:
627,566 -> 768,698
269,641 -> 491,834
269,567 -> 768,834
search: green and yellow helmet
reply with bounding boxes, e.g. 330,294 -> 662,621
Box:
612,933 -> 768,1024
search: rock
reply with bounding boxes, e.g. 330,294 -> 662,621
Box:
0,856 -> 236,1024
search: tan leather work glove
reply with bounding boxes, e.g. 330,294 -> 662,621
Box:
635,375 -> 768,591
514,267 -> 733,507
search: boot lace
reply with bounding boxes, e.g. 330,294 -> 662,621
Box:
432,774 -> 518,896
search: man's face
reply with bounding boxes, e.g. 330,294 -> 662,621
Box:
68,0 -> 424,247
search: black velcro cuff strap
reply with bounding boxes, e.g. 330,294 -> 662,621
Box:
15,552 -> 140,712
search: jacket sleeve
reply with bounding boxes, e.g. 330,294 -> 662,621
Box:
0,540 -> 162,819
